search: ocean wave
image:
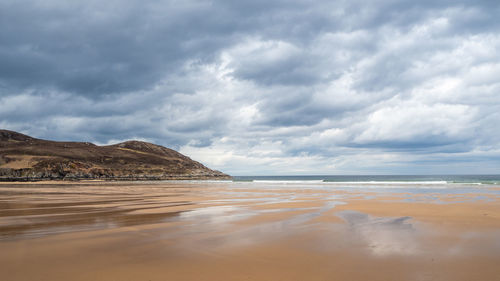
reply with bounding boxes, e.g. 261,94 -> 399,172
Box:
241,180 -> 499,189
323,181 -> 449,185
250,180 -> 451,185
252,180 -> 325,184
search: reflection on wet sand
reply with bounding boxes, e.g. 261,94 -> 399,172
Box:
0,186 -> 192,239
337,210 -> 418,256
1,181 -> 500,281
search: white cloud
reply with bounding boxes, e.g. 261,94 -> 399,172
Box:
353,102 -> 476,144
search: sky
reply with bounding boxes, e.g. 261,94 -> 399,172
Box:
1,0 -> 500,175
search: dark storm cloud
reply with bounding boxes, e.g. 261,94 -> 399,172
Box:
0,0 -> 452,95
1,0 -> 500,174
0,0 -> 494,95
0,1 -> 243,96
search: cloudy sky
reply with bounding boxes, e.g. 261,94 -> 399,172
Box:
1,0 -> 500,175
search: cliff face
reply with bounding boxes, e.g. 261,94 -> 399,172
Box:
0,130 -> 230,181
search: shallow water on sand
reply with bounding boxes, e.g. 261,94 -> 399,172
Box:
1,181 -> 500,281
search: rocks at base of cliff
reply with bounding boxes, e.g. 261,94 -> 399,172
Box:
0,159 -> 230,181
0,166 -> 231,181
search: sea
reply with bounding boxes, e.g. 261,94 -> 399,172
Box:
232,175 -> 500,185
213,175 -> 500,195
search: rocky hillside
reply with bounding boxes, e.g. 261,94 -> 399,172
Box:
0,130 -> 230,181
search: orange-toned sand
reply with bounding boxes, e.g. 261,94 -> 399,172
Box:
1,181 -> 500,281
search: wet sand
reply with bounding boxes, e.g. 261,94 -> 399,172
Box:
1,181 -> 500,281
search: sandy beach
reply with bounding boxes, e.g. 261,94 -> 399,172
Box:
1,181 -> 500,281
